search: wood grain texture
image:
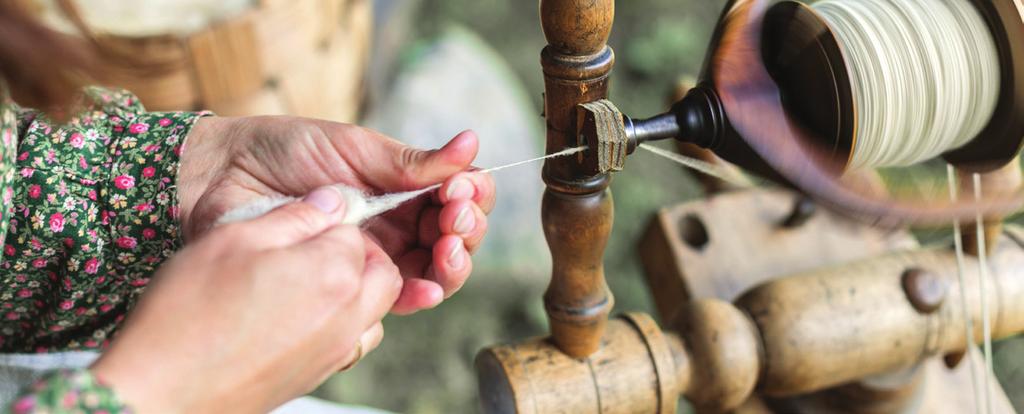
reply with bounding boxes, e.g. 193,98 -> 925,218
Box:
539,0 -> 616,358
475,314 -> 682,414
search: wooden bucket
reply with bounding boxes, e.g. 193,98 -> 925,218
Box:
64,0 -> 373,122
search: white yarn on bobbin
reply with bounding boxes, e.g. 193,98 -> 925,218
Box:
812,0 -> 1001,169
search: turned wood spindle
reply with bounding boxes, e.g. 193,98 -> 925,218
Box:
539,0 -> 616,358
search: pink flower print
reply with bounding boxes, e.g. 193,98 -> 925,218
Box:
85,339 -> 98,348
84,258 -> 100,274
19,167 -> 33,178
27,184 -> 41,199
113,125 -> 123,133
79,156 -> 88,169
14,275 -> 25,282
32,258 -> 46,268
17,152 -> 27,161
49,212 -> 64,232
129,122 -> 150,134
142,228 -> 157,239
62,392 -> 77,408
99,303 -> 113,313
88,190 -> 97,200
134,203 -> 153,213
3,245 -> 12,256
1,129 -> 11,146
10,395 -> 35,414
5,312 -> 18,320
63,238 -> 74,248
144,144 -> 160,153
117,236 -> 137,249
59,300 -> 74,311
30,239 -> 41,250
142,166 -> 156,178
114,174 -> 135,190
130,278 -> 150,287
16,289 -> 31,298
69,132 -> 85,148
168,205 -> 179,218
159,117 -> 173,127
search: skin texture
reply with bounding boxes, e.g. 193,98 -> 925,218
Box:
92,194 -> 400,413
90,117 -> 495,412
178,116 -> 496,314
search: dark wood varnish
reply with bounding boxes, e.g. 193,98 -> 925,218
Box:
539,0 -> 616,358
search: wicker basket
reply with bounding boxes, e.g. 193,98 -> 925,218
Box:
88,0 -> 372,122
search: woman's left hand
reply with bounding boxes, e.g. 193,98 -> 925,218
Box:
177,116 -> 496,315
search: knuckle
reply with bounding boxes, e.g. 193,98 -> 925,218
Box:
319,268 -> 360,303
398,147 -> 431,186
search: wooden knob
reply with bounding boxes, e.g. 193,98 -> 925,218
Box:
540,0 -> 614,55
673,299 -> 761,412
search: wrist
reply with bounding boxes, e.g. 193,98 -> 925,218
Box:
177,116 -> 232,240
90,353 -> 179,414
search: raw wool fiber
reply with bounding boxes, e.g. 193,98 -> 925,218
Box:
216,146 -> 587,226
216,184 -> 438,226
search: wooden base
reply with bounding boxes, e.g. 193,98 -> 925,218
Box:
639,188 -> 1014,413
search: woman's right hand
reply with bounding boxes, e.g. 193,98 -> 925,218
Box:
90,186 -> 403,414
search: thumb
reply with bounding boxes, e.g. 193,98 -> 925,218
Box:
373,130 -> 479,191
230,186 -> 349,250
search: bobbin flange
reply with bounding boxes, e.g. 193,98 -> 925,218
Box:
762,0 -> 1024,172
943,0 -> 1024,171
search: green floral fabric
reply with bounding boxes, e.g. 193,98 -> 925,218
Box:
9,369 -> 129,414
0,87 -> 207,413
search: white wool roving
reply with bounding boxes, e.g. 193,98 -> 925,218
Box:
215,146 -> 589,226
216,184 -> 438,227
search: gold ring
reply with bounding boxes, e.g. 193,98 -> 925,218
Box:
340,341 -> 363,372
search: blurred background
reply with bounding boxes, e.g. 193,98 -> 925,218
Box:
28,0 -> 1024,412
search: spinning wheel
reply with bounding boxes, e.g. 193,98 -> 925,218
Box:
475,1 -> 1024,413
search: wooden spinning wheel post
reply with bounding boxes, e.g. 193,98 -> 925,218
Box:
537,0 -> 616,359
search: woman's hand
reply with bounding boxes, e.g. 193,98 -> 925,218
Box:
177,117 -> 495,314
91,188 -> 401,414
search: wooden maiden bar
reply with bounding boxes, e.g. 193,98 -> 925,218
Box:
538,0 -> 616,358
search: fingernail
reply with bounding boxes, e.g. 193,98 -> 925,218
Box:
452,207 -> 475,234
445,178 -> 474,201
447,239 -> 465,270
303,186 -> 343,213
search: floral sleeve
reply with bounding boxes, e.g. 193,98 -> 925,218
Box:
2,88 -> 209,413
8,370 -> 129,414
3,88 -> 210,352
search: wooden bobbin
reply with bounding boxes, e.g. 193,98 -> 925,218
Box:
757,0 -> 1024,172
539,0 -> 616,358
474,313 -> 684,414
